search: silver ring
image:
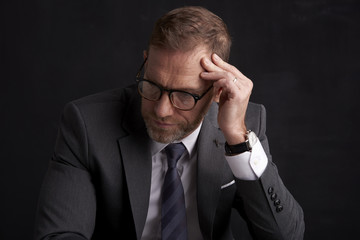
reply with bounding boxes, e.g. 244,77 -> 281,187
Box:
233,78 -> 237,83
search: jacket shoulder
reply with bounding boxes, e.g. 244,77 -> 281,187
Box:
61,84 -> 141,138
71,84 -> 137,108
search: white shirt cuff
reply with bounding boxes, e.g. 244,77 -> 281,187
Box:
225,139 -> 268,180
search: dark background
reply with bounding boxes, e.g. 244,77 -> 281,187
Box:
1,0 -> 359,239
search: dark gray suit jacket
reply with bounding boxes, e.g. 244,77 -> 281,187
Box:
34,85 -> 305,240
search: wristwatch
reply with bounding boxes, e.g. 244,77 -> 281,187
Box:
225,130 -> 257,155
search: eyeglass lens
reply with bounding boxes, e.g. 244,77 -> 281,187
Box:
138,80 -> 196,110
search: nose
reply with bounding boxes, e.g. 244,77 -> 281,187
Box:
154,92 -> 174,118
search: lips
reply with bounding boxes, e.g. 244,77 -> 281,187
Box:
153,119 -> 176,129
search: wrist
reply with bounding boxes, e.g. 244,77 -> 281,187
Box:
223,129 -> 247,145
224,130 -> 258,155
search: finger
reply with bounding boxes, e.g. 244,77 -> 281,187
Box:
212,54 -> 248,80
200,70 -> 235,83
201,54 -> 250,88
212,78 -> 238,99
212,54 -> 253,90
200,54 -> 253,94
200,57 -> 224,73
201,70 -> 251,93
211,74 -> 253,99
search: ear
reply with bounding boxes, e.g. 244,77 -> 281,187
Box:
143,50 -> 148,60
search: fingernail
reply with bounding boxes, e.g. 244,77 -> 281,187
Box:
213,53 -> 220,60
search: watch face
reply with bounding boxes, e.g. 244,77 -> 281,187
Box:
247,131 -> 257,148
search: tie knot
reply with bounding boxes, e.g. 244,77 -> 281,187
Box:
165,143 -> 186,168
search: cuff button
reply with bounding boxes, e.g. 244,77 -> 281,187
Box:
276,205 -> 283,212
270,193 -> 277,201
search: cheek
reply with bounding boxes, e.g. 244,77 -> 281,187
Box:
141,99 -> 154,115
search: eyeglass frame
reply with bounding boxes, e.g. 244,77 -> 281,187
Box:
135,58 -> 213,111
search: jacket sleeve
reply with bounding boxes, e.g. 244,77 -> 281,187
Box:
34,102 -> 96,240
234,104 -> 305,240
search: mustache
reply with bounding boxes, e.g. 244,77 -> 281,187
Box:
148,115 -> 177,123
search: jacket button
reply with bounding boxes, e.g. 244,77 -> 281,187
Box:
276,205 -> 283,212
270,193 -> 277,201
274,199 -> 281,206
268,187 -> 274,194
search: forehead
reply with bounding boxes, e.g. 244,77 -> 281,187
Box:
145,46 -> 211,89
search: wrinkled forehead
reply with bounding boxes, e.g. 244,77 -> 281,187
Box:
148,44 -> 209,62
144,46 -> 211,90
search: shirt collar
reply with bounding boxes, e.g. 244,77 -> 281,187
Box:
150,122 -> 203,157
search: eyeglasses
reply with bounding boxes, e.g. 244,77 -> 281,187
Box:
136,59 -> 213,111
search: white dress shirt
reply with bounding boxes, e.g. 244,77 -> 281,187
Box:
141,123 -> 268,239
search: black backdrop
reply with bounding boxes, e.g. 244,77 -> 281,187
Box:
1,0 -> 359,239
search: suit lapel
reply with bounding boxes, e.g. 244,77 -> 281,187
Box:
117,95 -> 227,239
118,130 -> 152,240
197,116 -> 226,240
117,90 -> 152,239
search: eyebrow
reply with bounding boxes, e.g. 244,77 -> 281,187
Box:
143,75 -> 205,95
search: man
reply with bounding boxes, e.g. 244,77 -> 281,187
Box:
35,6 -> 305,240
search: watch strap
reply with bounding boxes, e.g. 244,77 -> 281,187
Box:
225,141 -> 250,156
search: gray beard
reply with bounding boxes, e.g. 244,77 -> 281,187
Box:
144,117 -> 200,143
141,98 -> 213,143
145,125 -> 185,143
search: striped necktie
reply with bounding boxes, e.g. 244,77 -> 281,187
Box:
161,143 -> 188,240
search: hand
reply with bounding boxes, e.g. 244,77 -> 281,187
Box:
200,53 -> 253,145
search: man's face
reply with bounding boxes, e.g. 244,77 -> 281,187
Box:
141,46 -> 215,143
